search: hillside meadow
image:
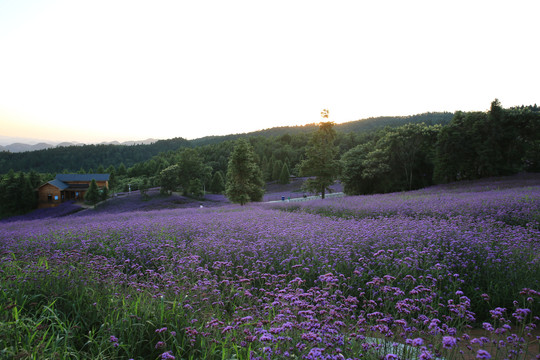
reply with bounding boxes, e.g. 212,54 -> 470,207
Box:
1,175 -> 539,359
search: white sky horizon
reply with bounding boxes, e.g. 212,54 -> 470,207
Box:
1,0 -> 538,144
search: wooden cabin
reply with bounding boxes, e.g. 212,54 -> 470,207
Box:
37,174 -> 109,208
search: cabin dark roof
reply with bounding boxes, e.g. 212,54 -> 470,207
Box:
46,179 -> 69,190
56,174 -> 110,182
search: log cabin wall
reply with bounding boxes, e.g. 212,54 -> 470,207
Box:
37,183 -> 63,208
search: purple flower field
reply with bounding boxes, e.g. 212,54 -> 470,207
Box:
1,176 -> 539,359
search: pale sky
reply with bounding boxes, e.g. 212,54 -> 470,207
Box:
0,0 -> 538,144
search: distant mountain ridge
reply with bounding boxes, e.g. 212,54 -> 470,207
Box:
0,138 -> 159,153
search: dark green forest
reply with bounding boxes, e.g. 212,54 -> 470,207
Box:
1,102 -> 539,219
0,113 -> 453,174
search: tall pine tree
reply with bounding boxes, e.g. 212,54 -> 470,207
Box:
225,139 -> 264,205
299,120 -> 340,199
85,179 -> 100,207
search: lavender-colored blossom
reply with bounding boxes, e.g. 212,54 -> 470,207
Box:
442,336 -> 457,349
476,349 -> 491,359
161,351 -> 176,360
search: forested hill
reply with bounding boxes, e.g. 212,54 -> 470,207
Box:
0,137 -> 191,174
0,112 -> 453,174
190,112 -> 454,147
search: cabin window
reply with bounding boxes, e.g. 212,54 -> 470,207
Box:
54,195 -> 59,201
47,194 -> 52,202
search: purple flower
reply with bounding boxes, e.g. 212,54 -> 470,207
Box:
155,327 -> 168,333
476,349 -> 491,359
442,336 -> 457,348
384,355 -> 399,360
306,347 -> 324,358
419,350 -> 434,360
482,322 -> 494,332
161,351 -> 176,360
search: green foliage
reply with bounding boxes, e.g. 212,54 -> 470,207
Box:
139,177 -> 150,200
100,184 -> 109,201
117,163 -> 127,176
177,148 -> 212,196
272,159 -> 283,181
434,100 -> 540,183
225,139 -> 264,205
159,165 -> 180,195
209,171 -> 225,194
341,123 -> 440,195
279,163 -> 290,184
106,165 -> 116,192
188,178 -> 204,198
299,122 -> 340,199
341,124 -> 440,194
0,138 -> 191,174
0,171 -> 39,218
84,179 -> 100,207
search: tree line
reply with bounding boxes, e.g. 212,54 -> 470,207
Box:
341,101 -> 539,195
0,113 -> 453,175
1,101 -> 538,216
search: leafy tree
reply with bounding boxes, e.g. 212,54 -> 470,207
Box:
225,139 -> 264,205
159,164 -> 180,195
178,149 -> 212,196
341,123 -> 440,194
299,121 -> 340,199
279,163 -> 290,184
188,178 -> 204,198
272,160 -> 283,181
139,177 -> 150,200
378,123 -> 440,190
433,100 -> 538,183
341,142 -> 388,195
209,171 -> 225,194
85,179 -> 100,207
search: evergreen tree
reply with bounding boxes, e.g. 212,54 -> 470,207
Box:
299,121 -> 340,199
100,183 -> 109,201
106,165 -> 116,193
279,163 -> 290,184
225,139 -> 264,205
85,179 -> 100,207
28,170 -> 42,189
272,160 -> 283,181
20,173 -> 37,212
117,163 -> 127,176
3,170 -> 18,214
